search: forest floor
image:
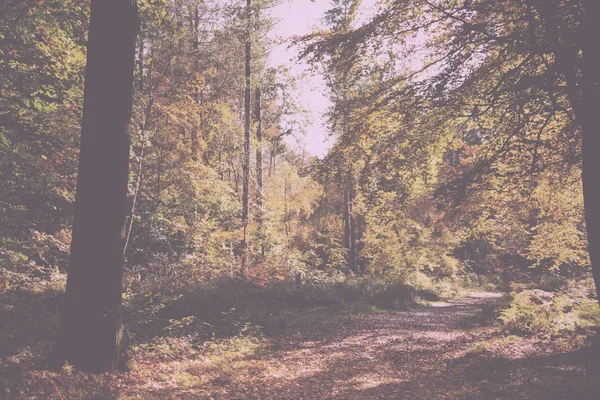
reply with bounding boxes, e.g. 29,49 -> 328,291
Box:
121,292 -> 600,399
4,291 -> 600,399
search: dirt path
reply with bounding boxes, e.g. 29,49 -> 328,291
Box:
123,292 -> 600,399
226,292 -> 599,400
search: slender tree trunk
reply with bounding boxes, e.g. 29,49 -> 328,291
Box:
581,0 -> 600,302
343,172 -> 357,274
218,143 -> 224,180
123,31 -> 146,258
356,213 -> 365,275
284,175 -> 289,236
322,174 -> 329,231
316,190 -> 322,230
156,144 -> 163,203
241,0 -> 252,274
123,128 -> 145,257
343,186 -> 352,272
123,31 -> 157,257
199,88 -> 205,161
255,86 -> 264,256
138,33 -> 144,91
348,184 -> 358,274
269,144 -> 274,177
255,86 -> 263,222
49,0 -> 138,373
191,5 -> 200,161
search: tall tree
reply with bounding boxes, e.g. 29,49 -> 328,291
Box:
580,0 -> 600,301
49,0 -> 138,373
191,3 -> 201,161
241,0 -> 252,273
255,86 -> 263,224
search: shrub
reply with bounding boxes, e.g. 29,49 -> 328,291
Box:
499,289 -> 600,338
499,290 -> 558,337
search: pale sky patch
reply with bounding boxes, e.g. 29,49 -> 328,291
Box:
268,0 -> 378,157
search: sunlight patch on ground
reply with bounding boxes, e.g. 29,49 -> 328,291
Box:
469,292 -> 504,299
429,301 -> 454,307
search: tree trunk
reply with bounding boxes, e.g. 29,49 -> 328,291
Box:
191,5 -> 200,161
581,0 -> 600,301
137,33 -> 144,91
348,184 -> 358,274
269,138 -> 275,177
49,0 -> 138,373
123,127 -> 145,257
284,175 -> 290,236
356,212 -> 365,275
241,0 -> 252,274
255,85 -> 264,256
343,187 -> 355,273
322,174 -> 329,231
535,0 -> 600,302
343,172 -> 358,274
255,86 -> 263,223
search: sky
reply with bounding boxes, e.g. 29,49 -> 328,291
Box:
268,0 -> 378,157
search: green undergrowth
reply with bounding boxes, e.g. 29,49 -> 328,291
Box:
2,266 -> 599,399
0,267 -> 459,399
498,288 -> 600,339
465,276 -> 600,340
123,272 -> 452,345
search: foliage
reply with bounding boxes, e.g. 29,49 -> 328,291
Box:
499,286 -> 600,338
0,0 -> 86,273
2,0 -> 595,307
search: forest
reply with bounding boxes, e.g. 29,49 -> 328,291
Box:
2,0 -> 600,398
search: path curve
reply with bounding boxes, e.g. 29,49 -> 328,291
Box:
228,292 -> 600,400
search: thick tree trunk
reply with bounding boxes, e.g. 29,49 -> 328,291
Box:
536,0 -> 582,118
536,0 -> 600,302
581,0 -> 600,301
241,0 -> 252,274
49,0 -> 138,373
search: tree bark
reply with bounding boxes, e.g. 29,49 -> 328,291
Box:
123,127 -> 145,257
533,0 -> 600,302
49,0 -> 138,373
138,33 -> 144,91
241,0 -> 252,274
322,174 -> 329,231
342,171 -> 358,274
581,0 -> 600,301
191,5 -> 200,161
284,175 -> 290,236
255,86 -> 263,223
343,173 -> 357,274
356,212 -> 365,275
